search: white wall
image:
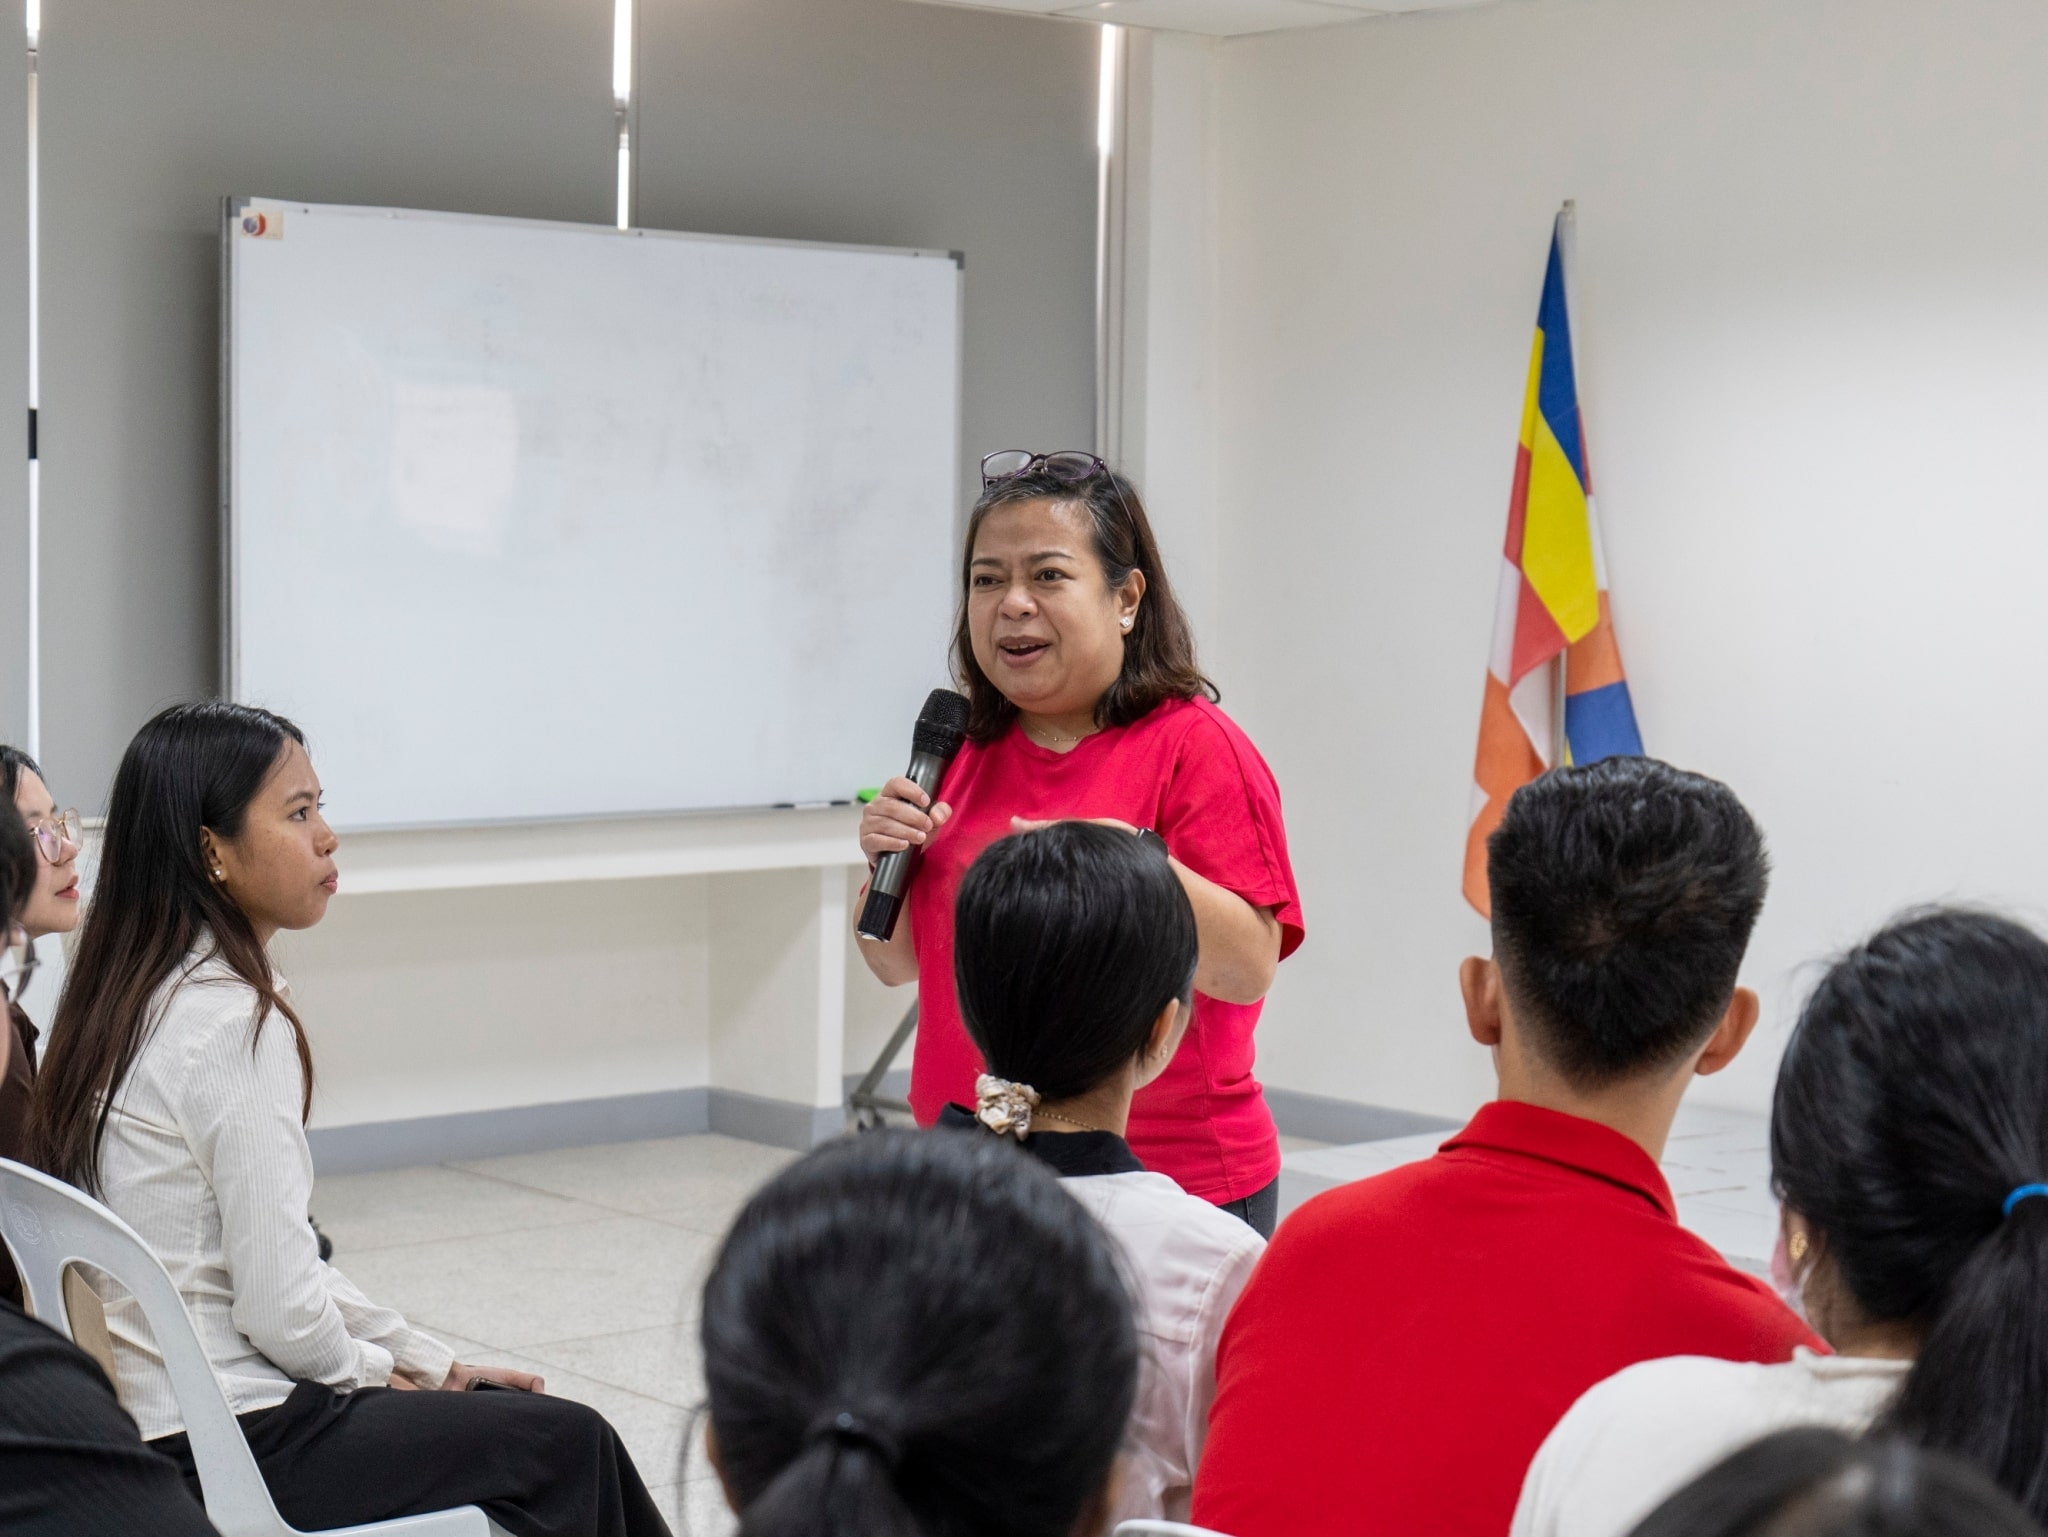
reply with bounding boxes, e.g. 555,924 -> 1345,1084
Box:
1196,0 -> 2048,1118
272,869 -> 906,1135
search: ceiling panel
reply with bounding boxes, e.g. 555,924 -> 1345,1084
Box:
899,0 -> 1501,33
1051,0 -> 1378,33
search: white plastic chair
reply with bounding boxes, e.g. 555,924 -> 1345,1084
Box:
0,1157 -> 507,1537
1115,1524 -> 1236,1537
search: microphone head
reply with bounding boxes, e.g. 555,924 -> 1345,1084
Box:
911,689 -> 972,760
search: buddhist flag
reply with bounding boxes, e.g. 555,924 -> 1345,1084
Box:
1463,210 -> 1642,917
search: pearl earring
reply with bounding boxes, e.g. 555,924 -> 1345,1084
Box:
1121,616 -> 1133,630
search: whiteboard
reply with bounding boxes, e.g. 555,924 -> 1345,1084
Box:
224,199 -> 961,830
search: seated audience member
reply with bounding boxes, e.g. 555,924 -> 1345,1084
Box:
1625,1429 -> 2044,1537
1192,756 -> 1816,1537
0,795 -> 221,1536
939,821 -> 1265,1524
0,747 -> 83,1304
27,702 -> 669,1537
1518,909 -> 2048,1536
698,1127 -> 1137,1537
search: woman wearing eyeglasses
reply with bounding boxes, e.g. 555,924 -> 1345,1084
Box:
1,746 -> 80,1147
855,453 -> 1304,1236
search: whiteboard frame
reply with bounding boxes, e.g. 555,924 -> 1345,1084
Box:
219,196 -> 967,830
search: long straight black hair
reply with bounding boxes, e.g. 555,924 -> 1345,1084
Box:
0,793 -> 32,938
30,702 -> 313,1192
1771,908 -> 2048,1522
700,1128 -> 1137,1537
0,743 -> 41,801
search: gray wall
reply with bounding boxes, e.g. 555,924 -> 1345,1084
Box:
636,0 -> 1100,510
0,49 -> 26,751
38,0 -> 1098,808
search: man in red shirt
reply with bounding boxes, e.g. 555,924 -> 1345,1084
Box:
1192,757 -> 1818,1537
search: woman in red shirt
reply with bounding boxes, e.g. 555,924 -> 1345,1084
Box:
856,451 -> 1303,1233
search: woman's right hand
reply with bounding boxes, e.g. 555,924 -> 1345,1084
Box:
859,777 -> 951,867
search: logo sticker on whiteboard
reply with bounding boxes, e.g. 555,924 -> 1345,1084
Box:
240,209 -> 282,240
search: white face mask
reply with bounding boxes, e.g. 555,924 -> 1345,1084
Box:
1769,1228 -> 1811,1326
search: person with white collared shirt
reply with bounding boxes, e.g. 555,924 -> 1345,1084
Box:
937,819 -> 1265,1526
1514,908 -> 2048,1537
28,701 -> 670,1537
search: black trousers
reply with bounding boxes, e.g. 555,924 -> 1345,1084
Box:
151,1380 -> 672,1537
1217,1177 -> 1279,1239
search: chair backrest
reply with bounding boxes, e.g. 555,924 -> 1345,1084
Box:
62,1263 -> 119,1381
0,1157 -> 295,1537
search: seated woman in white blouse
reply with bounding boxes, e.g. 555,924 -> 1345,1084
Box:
936,820 -> 1266,1527
28,702 -> 669,1537
1513,908 -> 2048,1537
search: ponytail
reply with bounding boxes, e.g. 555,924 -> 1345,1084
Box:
699,1129 -> 1135,1537
1884,1200 -> 2048,1515
1771,908 -> 2048,1523
737,1433 -> 921,1537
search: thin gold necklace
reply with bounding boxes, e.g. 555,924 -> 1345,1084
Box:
1023,720 -> 1097,747
1034,1108 -> 1112,1134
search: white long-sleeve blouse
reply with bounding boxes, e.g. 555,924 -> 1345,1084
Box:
92,948 -> 453,1441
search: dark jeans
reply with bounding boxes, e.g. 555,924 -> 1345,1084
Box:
152,1379 -> 671,1537
1217,1177 -> 1279,1239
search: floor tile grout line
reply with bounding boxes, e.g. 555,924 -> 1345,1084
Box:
320,1206 -> 712,1260
427,1159 -> 761,1229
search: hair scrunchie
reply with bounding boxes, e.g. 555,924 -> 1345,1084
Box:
2003,1183 -> 2048,1218
975,1073 -> 1040,1140
807,1410 -> 903,1472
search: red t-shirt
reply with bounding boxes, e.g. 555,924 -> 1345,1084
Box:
905,695 -> 1303,1204
1192,1100 -> 1820,1537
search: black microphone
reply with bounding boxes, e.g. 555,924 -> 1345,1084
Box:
857,688 -> 971,943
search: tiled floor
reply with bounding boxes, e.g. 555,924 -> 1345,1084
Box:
310,1107 -> 1775,1531
1279,1101 -> 1780,1274
312,1133 -> 797,1532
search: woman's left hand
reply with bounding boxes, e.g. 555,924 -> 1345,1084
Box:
1008,817 -> 1282,1005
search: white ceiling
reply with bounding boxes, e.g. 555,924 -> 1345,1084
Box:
900,0 -> 1494,38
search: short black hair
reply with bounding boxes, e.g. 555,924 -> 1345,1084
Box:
953,821 -> 1198,1103
1487,755 -> 1769,1086
1628,1429 -> 2042,1537
699,1128 -> 1137,1537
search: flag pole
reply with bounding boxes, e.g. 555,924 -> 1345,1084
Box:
1550,199 -> 1575,765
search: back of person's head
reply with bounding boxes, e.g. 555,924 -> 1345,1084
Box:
1773,908 -> 2048,1521
953,821 -> 1197,1103
0,796 -> 32,937
30,701 -> 310,1191
699,1128 -> 1137,1537
1628,1429 -> 2044,1537
1486,755 -> 1769,1085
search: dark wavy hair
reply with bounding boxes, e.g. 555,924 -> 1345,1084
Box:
952,466 -> 1215,744
1628,1428 -> 2043,1537
699,1128 -> 1137,1537
30,702 -> 314,1192
1773,908 -> 2048,1523
954,821 -> 1197,1103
